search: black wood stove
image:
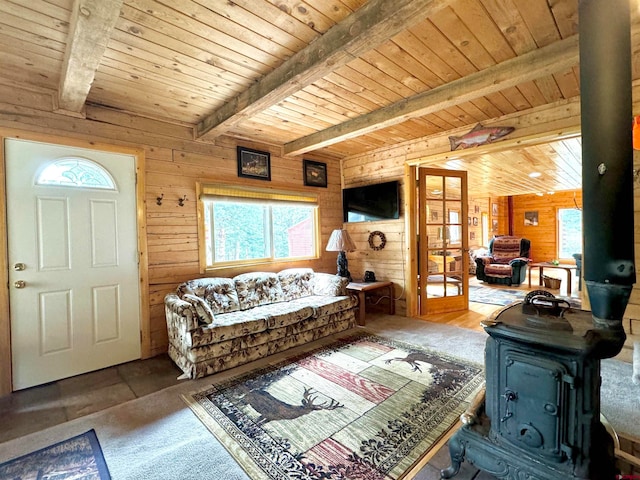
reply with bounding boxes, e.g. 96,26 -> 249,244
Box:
441,294 -> 625,479
441,1 -> 635,479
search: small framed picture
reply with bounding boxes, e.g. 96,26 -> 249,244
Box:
470,231 -> 476,240
524,211 -> 539,226
237,146 -> 271,181
492,203 -> 498,216
492,219 -> 499,232
431,211 -> 438,221
468,217 -> 471,225
474,205 -> 480,213
473,217 -> 478,226
303,159 -> 327,187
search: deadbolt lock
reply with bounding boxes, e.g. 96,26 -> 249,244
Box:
13,263 -> 26,271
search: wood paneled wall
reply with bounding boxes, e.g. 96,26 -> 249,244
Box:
508,190 -> 583,262
467,196 -> 488,248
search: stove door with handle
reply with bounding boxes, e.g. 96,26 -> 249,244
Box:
494,349 -> 573,463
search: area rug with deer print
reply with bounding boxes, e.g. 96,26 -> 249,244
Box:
183,332 -> 484,480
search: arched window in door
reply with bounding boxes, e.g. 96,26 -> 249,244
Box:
36,157 -> 117,190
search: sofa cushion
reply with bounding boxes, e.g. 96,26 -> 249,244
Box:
177,277 -> 240,314
182,294 -> 215,325
278,268 -> 314,300
189,309 -> 270,346
252,302 -> 314,329
288,295 -> 358,318
234,272 -> 284,310
313,272 -> 348,296
484,263 -> 513,278
491,236 -> 523,264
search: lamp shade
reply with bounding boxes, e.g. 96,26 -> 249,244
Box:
326,229 -> 356,252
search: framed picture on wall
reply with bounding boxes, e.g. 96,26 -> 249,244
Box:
492,203 -> 498,216
473,217 -> 478,226
492,219 -> 499,232
237,146 -> 271,181
524,211 -> 539,226
303,159 -> 327,187
474,205 -> 480,213
470,231 -> 476,240
468,217 -> 471,225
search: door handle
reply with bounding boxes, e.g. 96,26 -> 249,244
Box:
13,262 -> 26,271
14,280 -> 26,289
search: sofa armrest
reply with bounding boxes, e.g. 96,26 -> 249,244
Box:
508,257 -> 530,268
313,273 -> 348,296
164,293 -> 199,332
476,255 -> 493,266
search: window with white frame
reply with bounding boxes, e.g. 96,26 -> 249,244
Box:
200,184 -> 319,267
558,208 -> 582,259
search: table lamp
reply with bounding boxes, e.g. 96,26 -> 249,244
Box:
326,229 -> 356,281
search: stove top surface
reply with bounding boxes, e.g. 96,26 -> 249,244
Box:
483,301 -> 625,357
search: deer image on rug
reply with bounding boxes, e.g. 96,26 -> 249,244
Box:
233,384 -> 343,425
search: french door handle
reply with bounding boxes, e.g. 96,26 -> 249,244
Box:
14,280 -> 26,289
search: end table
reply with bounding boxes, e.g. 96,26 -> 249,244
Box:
347,280 -> 394,326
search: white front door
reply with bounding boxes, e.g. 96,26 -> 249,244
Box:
6,138 -> 141,390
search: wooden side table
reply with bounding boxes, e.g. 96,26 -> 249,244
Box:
528,262 -> 577,293
347,281 -> 394,326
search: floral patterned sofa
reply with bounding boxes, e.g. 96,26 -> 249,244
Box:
164,268 -> 358,379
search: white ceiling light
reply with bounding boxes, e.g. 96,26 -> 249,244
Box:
529,172 -> 542,178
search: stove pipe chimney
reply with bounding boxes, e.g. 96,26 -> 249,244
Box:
579,0 -> 635,330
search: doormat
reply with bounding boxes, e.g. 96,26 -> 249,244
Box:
184,332 -> 484,480
0,429 -> 110,479
469,284 -> 526,305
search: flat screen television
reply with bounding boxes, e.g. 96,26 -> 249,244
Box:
343,180 -> 400,222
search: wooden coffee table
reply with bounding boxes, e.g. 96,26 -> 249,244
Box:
347,280 -> 394,326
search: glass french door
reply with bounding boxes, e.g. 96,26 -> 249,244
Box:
419,168 -> 468,315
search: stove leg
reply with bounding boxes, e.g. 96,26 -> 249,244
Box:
440,435 -> 465,479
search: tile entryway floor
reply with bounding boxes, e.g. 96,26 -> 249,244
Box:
0,354 -> 182,443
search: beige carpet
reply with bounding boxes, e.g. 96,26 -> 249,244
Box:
0,314 -> 637,480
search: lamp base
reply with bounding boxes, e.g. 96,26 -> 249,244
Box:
336,251 -> 352,282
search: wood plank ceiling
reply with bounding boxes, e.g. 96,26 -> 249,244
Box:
0,0 -> 636,197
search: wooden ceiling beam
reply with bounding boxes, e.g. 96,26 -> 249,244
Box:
56,0 -> 123,115
283,35 -> 580,156
196,0 -> 454,141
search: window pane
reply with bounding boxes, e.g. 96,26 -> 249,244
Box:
272,205 -> 315,259
212,201 -> 269,262
203,196 -> 318,267
558,208 -> 582,259
37,158 -> 116,189
445,176 -> 461,200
